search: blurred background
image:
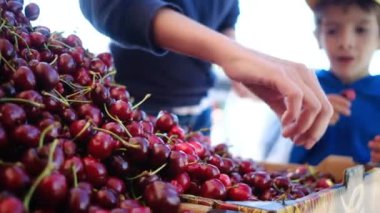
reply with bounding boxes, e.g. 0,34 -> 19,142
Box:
25,0 -> 380,161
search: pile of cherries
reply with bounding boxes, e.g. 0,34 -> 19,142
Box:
0,1 -> 336,212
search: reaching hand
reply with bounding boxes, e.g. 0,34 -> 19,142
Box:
369,135 -> 380,163
327,94 -> 352,125
221,49 -> 333,149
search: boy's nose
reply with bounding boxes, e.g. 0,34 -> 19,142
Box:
338,31 -> 355,50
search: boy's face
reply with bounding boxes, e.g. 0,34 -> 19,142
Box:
316,4 -> 380,83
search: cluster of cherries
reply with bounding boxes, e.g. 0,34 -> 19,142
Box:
0,1 -> 336,213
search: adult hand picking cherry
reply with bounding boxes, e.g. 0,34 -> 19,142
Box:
153,9 -> 334,150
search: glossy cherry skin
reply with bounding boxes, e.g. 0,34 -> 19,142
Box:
143,181 -> 180,213
0,196 -> 25,213
200,178 -> 227,200
227,183 -> 252,201
13,66 -> 36,91
68,187 -> 91,213
36,173 -> 68,207
34,62 -> 59,90
0,103 -> 26,130
88,132 -> 114,160
155,111 -> 178,132
1,165 -> 30,194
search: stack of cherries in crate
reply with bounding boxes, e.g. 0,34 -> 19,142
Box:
0,1 -> 336,212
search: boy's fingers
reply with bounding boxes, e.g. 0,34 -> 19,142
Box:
328,95 -> 351,116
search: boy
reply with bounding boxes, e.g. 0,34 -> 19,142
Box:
289,0 -> 380,164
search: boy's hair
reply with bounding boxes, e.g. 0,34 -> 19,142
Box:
310,0 -> 380,32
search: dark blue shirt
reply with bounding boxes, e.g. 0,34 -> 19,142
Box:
79,0 -> 240,112
290,70 -> 380,165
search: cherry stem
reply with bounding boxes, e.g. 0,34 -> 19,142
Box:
10,31 -> 31,52
49,38 -> 72,49
103,104 -> 132,138
132,94 -> 151,110
0,97 -> 44,108
59,77 -> 87,90
42,91 -> 70,107
72,120 -> 92,141
127,163 -> 167,181
23,139 -> 58,211
66,99 -> 92,104
49,54 -> 58,65
100,70 -> 116,82
93,127 -> 139,149
72,165 -> 78,188
0,54 -> 16,72
65,87 -> 91,99
38,123 -> 58,148
155,133 -> 169,140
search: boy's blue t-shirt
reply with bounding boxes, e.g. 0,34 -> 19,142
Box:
290,70 -> 380,165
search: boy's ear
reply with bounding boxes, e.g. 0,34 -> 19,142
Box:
314,29 -> 322,49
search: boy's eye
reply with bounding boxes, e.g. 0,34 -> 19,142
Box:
326,28 -> 337,35
356,27 -> 368,34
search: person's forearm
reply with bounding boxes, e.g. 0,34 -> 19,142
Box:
153,8 -> 244,68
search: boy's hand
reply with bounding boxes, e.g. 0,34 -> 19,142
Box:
368,135 -> 380,163
327,94 -> 352,125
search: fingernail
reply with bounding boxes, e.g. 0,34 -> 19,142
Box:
305,140 -> 315,149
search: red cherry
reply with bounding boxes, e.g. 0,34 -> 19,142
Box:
13,124 -> 41,147
227,183 -> 252,201
243,171 -> 271,192
1,165 -> 30,193
167,150 -> 188,177
29,32 -> 47,47
13,66 -> 36,91
218,174 -> 232,188
34,62 -> 59,90
24,3 -> 40,20
88,132 -> 114,160
60,156 -> 86,183
110,86 -> 130,102
68,187 -> 91,213
65,34 -> 82,47
315,177 -> 334,189
341,89 -> 356,101
106,177 -> 126,194
149,143 -> 170,169
155,111 -> 178,132
83,157 -> 108,187
94,188 -> 118,209
0,196 -> 25,213
36,173 -> 68,207
200,178 -> 226,200
97,52 -> 113,68
109,100 -> 132,122
273,176 -> 291,191
58,53 -> 76,74
0,103 -> 26,130
143,181 -> 180,213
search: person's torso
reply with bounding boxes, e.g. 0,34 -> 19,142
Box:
112,0 -> 238,109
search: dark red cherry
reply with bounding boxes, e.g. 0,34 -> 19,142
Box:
0,103 -> 26,130
58,53 -> 76,74
227,183 -> 252,201
200,178 -> 226,200
24,3 -> 40,20
34,62 -> 59,90
36,173 -> 68,207
0,196 -> 25,213
155,111 -> 178,132
143,181 -> 180,213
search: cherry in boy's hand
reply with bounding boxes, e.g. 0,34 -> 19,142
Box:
341,89 -> 356,101
368,135 -> 380,163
